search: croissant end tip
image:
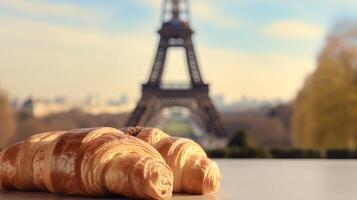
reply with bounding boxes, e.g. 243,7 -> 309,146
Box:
144,160 -> 174,200
202,161 -> 222,194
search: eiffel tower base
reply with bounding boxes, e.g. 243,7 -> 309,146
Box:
126,84 -> 226,137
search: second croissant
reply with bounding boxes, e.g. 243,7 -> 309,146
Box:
121,127 -> 222,194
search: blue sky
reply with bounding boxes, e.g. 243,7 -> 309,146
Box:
0,0 -> 356,103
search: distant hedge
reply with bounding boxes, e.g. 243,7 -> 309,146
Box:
270,149 -> 322,159
207,147 -> 267,158
206,147 -> 357,159
326,149 -> 357,159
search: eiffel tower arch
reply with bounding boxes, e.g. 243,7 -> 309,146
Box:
126,0 -> 226,137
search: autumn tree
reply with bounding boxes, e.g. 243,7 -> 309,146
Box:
293,20 -> 357,149
0,88 -> 16,148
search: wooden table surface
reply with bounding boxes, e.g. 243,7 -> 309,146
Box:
1,160 -> 357,200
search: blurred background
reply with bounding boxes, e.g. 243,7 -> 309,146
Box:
1,0 -> 357,158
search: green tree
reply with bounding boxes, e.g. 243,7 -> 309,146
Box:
228,129 -> 255,148
293,21 -> 357,149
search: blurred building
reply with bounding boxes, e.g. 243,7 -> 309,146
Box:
214,95 -> 284,112
20,97 -> 72,117
17,95 -> 135,117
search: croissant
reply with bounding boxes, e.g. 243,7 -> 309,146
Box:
121,127 -> 221,194
0,127 -> 173,199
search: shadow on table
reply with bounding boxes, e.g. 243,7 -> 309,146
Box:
0,190 -> 219,200
172,193 -> 218,200
0,191 -> 126,200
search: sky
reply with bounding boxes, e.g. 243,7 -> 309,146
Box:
0,0 -> 357,103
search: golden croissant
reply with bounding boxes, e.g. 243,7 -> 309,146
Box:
121,127 -> 222,194
0,127 -> 173,199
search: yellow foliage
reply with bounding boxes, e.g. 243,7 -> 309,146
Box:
293,21 -> 357,149
0,88 -> 17,148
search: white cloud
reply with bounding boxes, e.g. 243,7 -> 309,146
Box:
198,46 -> 315,101
264,20 -> 325,39
191,0 -> 239,28
0,18 -> 155,100
0,17 -> 314,102
0,0 -> 102,23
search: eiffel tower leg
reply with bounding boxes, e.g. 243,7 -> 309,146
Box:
126,95 -> 156,126
147,39 -> 168,85
185,38 -> 203,85
196,95 -> 226,137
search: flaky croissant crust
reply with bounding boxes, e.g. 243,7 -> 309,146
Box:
0,127 -> 173,200
121,127 -> 222,194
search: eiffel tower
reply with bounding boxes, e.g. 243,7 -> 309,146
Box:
126,0 -> 226,137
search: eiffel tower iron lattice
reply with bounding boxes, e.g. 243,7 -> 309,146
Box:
126,0 -> 226,137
